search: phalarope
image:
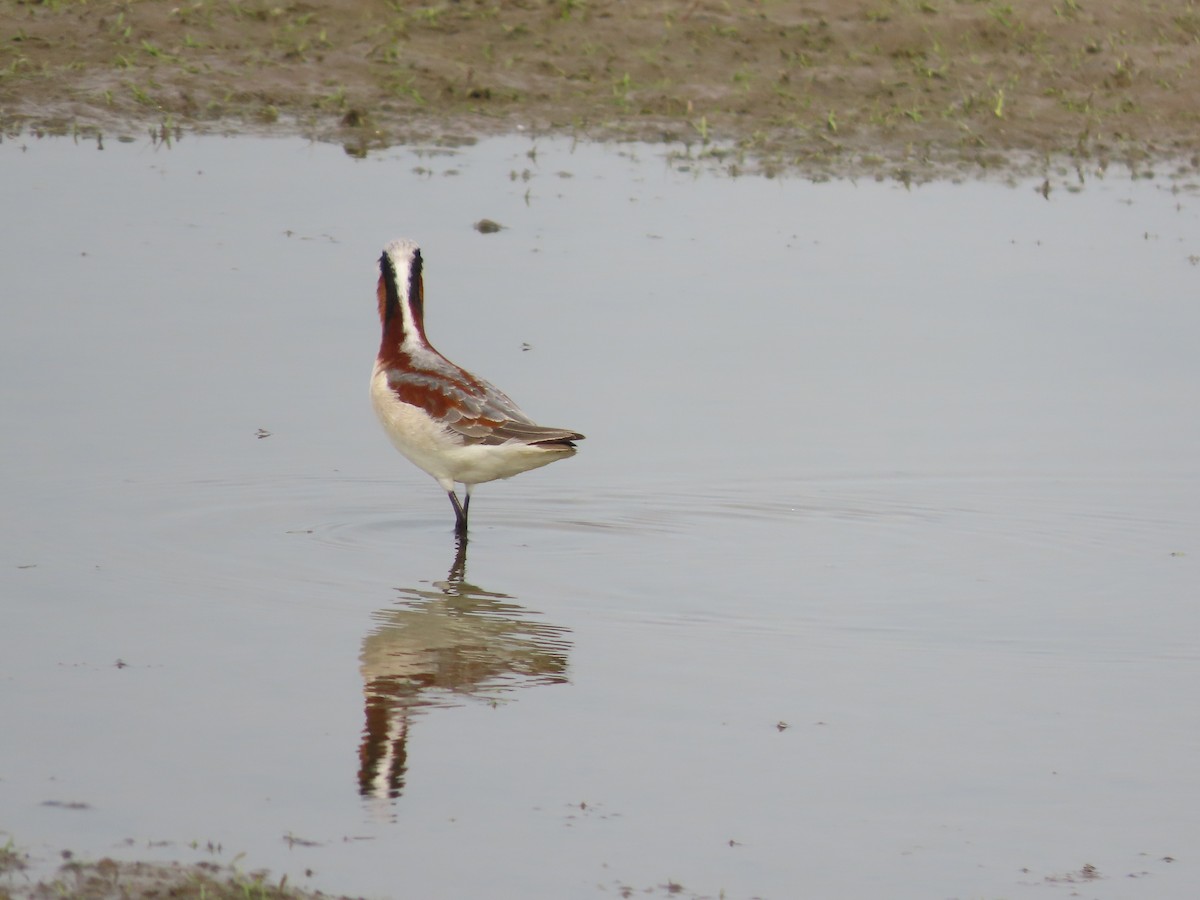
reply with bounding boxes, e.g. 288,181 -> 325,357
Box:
370,239 -> 584,533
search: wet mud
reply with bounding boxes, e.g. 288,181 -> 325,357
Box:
3,0 -> 1200,177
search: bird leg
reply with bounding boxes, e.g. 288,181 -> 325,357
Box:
447,489 -> 469,534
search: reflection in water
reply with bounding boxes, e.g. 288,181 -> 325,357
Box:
358,535 -> 572,804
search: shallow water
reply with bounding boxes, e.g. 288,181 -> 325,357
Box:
2,133 -> 1199,899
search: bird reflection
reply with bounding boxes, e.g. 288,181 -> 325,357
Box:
358,534 -> 572,805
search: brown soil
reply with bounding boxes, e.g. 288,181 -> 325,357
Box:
0,847 -> 358,900
1,834 -> 368,900
3,0 -> 1200,177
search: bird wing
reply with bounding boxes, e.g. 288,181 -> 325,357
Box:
383,364 -> 584,447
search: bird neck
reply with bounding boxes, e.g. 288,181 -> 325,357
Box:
377,272 -> 431,365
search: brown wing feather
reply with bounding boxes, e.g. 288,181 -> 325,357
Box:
384,366 -> 585,448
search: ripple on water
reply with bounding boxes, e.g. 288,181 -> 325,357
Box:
492,476 -> 941,536
510,470 -> 1200,666
98,466 -> 1200,549
572,471 -> 1200,552
78,473 -> 461,606
76,467 -> 1198,612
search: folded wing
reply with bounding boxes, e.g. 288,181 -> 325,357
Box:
383,365 -> 585,448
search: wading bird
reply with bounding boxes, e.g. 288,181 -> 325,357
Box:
370,239 -> 584,534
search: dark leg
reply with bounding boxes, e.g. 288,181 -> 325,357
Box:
447,489 -> 468,535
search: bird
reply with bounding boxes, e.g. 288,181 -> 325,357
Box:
370,238 -> 584,534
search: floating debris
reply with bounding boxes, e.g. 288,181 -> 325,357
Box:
41,800 -> 92,810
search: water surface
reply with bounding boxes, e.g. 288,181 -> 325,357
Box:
2,134 -> 1198,899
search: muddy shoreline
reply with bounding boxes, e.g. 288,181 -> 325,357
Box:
3,0 -> 1200,178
